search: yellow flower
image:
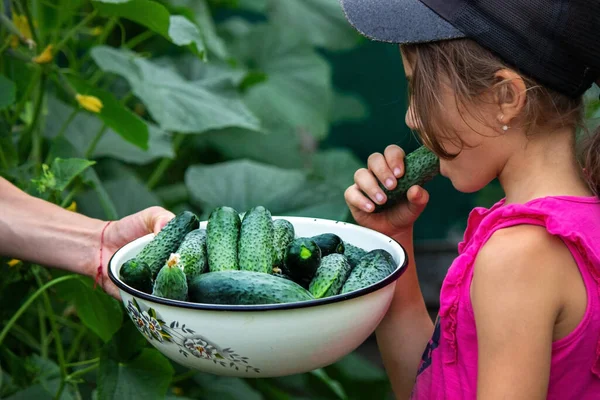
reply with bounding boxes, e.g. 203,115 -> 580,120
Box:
8,259 -> 21,267
91,26 -> 103,36
75,94 -> 103,113
65,201 -> 77,212
33,44 -> 54,64
171,387 -> 184,396
9,14 -> 33,49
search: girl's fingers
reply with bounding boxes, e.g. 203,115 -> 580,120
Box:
367,152 -> 397,191
353,167 -> 388,206
405,185 -> 430,216
345,183 -> 375,213
383,145 -> 406,180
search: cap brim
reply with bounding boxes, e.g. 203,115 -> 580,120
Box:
339,0 -> 466,44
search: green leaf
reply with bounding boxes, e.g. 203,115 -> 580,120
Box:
69,77 -> 149,150
267,0 -> 361,51
0,75 -> 16,110
309,369 -> 348,400
225,21 -> 333,140
4,356 -> 78,400
185,159 -> 349,220
330,92 -> 370,124
91,46 -> 262,134
92,0 -> 206,59
50,158 -> 96,192
309,149 -> 363,191
98,349 -> 174,400
192,373 -> 262,400
58,277 -> 123,342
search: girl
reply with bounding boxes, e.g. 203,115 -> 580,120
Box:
339,0 -> 600,399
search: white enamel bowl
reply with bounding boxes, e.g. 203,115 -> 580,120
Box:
108,216 -> 408,378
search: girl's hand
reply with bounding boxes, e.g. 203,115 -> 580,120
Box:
344,144 -> 430,238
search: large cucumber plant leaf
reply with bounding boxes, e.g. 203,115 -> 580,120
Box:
0,75 -> 16,110
92,0 -> 206,59
91,46 -> 262,134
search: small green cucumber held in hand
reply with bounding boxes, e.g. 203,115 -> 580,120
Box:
176,228 -> 208,283
272,218 -> 295,267
310,233 -> 345,257
309,253 -> 352,299
238,206 -> 275,274
341,249 -> 397,294
152,253 -> 188,301
120,259 -> 153,294
206,206 -> 241,272
373,146 -> 439,213
284,237 -> 322,288
134,211 -> 200,278
188,270 -> 314,305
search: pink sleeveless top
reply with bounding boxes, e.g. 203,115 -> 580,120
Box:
410,195 -> 600,400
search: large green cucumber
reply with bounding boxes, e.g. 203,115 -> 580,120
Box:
176,229 -> 208,283
152,253 -> 188,301
126,211 -> 199,279
343,242 -> 367,269
119,259 -> 152,294
188,270 -> 314,305
341,249 -> 397,294
238,206 -> 275,274
206,206 -> 241,272
373,146 -> 439,212
308,253 -> 352,299
272,218 -> 295,268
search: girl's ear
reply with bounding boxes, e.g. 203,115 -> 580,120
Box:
493,68 -> 527,126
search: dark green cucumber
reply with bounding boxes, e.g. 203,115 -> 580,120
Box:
238,206 -> 275,274
284,237 -> 322,288
206,206 -> 241,272
311,233 -> 345,257
188,270 -> 314,305
341,249 -> 397,294
176,229 -> 208,283
152,253 -> 188,301
308,253 -> 352,298
343,242 -> 368,269
272,218 -> 295,267
133,211 -> 199,278
120,259 -> 152,294
374,146 -> 439,213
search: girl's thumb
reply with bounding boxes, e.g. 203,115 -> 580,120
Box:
405,185 -> 429,217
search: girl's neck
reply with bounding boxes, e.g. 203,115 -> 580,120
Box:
498,127 -> 594,205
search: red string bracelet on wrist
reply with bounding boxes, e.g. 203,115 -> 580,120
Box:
94,221 -> 112,290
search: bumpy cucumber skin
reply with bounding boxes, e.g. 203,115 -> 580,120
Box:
238,206 -> 275,274
311,233 -> 345,257
176,229 -> 208,283
309,253 -> 352,298
135,211 -> 199,278
188,270 -> 314,305
374,146 -> 439,213
284,237 -> 322,289
120,259 -> 153,294
343,242 -> 367,269
206,207 -> 241,272
272,219 -> 295,267
341,249 -> 396,294
152,255 -> 188,301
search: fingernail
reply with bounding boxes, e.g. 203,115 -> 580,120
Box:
394,168 -> 402,177
364,203 -> 374,211
385,178 -> 395,189
415,190 -> 422,200
376,193 -> 384,203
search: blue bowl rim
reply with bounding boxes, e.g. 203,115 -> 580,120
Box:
107,218 -> 409,312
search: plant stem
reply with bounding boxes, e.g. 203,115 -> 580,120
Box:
33,269 -> 67,394
65,357 -> 99,368
38,302 -> 48,358
85,124 -> 107,158
65,362 -> 99,382
54,10 -> 98,55
21,0 -> 39,46
27,73 -> 48,170
79,16 -> 118,67
10,68 -> 41,126
171,369 -> 197,383
147,133 -> 184,190
0,274 -> 79,346
8,324 -> 41,351
124,29 -> 155,49
65,327 -> 87,363
55,109 -> 79,139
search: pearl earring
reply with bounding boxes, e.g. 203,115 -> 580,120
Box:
500,115 -> 509,132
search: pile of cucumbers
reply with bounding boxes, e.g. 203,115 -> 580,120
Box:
119,206 -> 397,306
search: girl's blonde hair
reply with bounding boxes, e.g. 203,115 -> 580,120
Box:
401,38 -> 599,196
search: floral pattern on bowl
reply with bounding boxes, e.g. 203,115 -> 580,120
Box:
125,298 -> 260,373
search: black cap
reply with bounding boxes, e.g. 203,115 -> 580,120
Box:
339,0 -> 600,98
